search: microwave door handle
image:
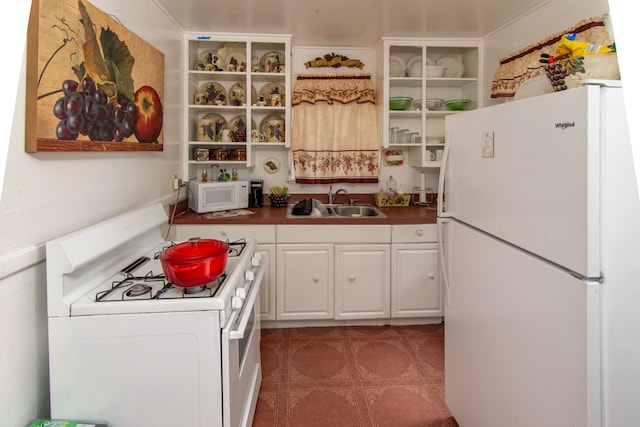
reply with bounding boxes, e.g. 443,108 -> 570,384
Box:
225,264 -> 265,340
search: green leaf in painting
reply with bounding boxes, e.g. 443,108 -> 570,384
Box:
77,0 -> 110,84
101,27 -> 135,102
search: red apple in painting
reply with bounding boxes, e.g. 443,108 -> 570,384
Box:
133,85 -> 163,143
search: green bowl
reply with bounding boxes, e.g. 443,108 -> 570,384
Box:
444,99 -> 471,111
389,97 -> 413,111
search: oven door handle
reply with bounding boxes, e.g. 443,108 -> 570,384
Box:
225,264 -> 265,340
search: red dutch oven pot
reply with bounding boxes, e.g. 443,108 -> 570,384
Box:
159,237 -> 229,287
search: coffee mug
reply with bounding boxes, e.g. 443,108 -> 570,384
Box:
436,149 -> 444,160
219,129 -> 233,142
251,129 -> 265,142
194,92 -> 207,105
428,151 -> 437,161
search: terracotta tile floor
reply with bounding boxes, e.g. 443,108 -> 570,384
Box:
253,324 -> 458,427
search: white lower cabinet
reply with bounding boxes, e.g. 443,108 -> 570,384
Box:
335,244 -> 390,320
391,224 -> 442,318
276,244 -> 334,320
391,243 -> 441,317
174,223 -> 441,323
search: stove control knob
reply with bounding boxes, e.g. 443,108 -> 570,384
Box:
245,270 -> 255,282
235,287 -> 247,299
231,296 -> 243,309
251,253 -> 262,267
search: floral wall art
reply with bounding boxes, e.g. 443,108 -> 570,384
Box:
26,0 -> 165,152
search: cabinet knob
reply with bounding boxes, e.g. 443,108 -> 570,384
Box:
416,229 -> 423,236
429,273 -> 435,280
220,230 -> 228,237
348,274 -> 356,282
312,277 -> 319,283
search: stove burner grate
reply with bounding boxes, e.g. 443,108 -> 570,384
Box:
125,283 -> 152,298
96,271 -> 165,302
96,271 -> 227,302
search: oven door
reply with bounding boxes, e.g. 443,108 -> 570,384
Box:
222,263 -> 265,427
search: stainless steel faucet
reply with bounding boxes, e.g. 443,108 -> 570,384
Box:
327,185 -> 348,204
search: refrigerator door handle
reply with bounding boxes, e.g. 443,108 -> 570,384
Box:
437,129 -> 452,218
437,218 -> 451,306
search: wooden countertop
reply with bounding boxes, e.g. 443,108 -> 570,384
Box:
170,194 -> 438,225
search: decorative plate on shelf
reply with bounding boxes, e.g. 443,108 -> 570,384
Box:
425,56 -> 435,66
215,43 -> 247,71
263,157 -> 281,174
258,83 -> 286,106
228,82 -> 257,106
196,113 -> 227,142
228,115 -> 256,142
194,50 -> 219,71
260,51 -> 285,73
435,56 -> 464,78
198,82 -> 227,105
389,55 -> 406,77
260,114 -> 286,143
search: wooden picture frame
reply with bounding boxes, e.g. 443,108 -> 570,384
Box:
26,0 -> 165,152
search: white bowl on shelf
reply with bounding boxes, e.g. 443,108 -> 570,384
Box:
425,65 -> 445,77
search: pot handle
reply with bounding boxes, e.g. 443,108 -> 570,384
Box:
188,237 -> 201,244
225,264 -> 265,340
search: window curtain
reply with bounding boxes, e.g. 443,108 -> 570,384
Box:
491,16 -> 613,99
291,74 -> 379,184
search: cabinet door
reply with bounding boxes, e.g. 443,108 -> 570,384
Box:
257,244 -> 276,321
276,244 -> 334,320
335,245 -> 390,320
391,243 -> 442,317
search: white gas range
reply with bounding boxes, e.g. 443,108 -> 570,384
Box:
45,203 -> 264,427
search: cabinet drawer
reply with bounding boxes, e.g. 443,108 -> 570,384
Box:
277,225 -> 391,243
174,224 -> 276,243
391,224 -> 437,243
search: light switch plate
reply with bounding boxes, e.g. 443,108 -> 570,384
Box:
482,131 -> 494,158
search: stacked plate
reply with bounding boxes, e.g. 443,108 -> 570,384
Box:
389,55 -> 406,77
406,56 -> 422,77
435,56 -> 464,78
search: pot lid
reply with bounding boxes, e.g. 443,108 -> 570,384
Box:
160,237 -> 228,263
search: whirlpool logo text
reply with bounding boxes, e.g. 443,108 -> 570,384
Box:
555,121 -> 576,129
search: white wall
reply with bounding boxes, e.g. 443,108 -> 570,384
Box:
0,1 -> 183,425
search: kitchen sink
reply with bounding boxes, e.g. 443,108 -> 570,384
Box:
332,205 -> 384,217
285,199 -> 386,218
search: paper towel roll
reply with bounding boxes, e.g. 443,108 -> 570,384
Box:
419,172 -> 427,203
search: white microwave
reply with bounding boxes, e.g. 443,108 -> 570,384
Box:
188,180 -> 249,213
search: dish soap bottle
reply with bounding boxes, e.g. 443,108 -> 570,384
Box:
386,175 -> 397,196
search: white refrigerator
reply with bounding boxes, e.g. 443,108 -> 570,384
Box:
438,81 -> 640,427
